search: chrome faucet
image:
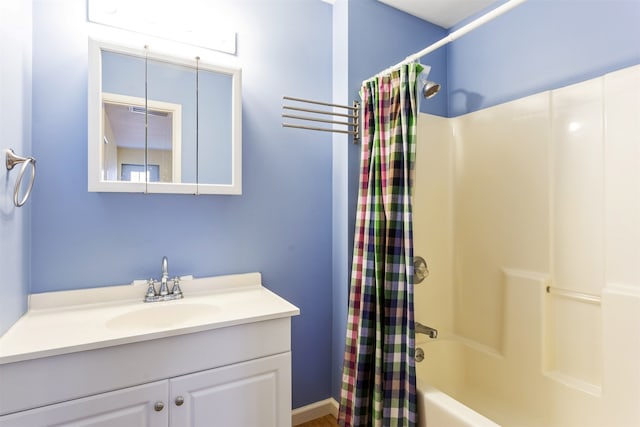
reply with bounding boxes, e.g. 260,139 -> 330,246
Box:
415,322 -> 438,339
159,256 -> 169,296
144,256 -> 183,302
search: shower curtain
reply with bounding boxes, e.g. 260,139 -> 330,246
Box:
338,63 -> 422,427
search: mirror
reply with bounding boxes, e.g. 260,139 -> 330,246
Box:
102,93 -> 181,183
88,38 -> 242,194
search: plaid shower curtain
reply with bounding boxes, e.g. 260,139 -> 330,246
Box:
338,63 -> 422,427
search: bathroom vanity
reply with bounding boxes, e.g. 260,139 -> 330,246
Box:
0,273 -> 299,426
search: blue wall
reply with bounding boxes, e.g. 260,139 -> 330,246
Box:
331,0 -> 352,408
347,1 -> 448,117
447,0 -> 640,116
30,0 -> 333,409
0,0 -> 32,336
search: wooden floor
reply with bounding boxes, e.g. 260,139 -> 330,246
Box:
296,414 -> 340,427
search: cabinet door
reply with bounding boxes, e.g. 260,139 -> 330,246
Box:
170,353 -> 291,427
0,381 -> 168,427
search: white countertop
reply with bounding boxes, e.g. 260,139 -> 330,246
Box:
0,273 -> 299,365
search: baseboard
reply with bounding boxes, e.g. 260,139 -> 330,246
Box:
292,397 -> 339,425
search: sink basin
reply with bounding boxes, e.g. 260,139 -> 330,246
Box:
105,303 -> 219,331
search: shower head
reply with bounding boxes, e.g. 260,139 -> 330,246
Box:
418,65 -> 440,99
423,80 -> 441,99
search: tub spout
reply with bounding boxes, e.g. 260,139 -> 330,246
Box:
415,322 -> 438,339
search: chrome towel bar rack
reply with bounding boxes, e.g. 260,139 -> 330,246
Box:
282,96 -> 360,143
5,148 -> 36,207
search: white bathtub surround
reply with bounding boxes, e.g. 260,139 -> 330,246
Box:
602,283 -> 640,426
0,273 -> 299,426
413,64 -> 640,426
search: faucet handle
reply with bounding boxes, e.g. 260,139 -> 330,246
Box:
145,279 -> 157,298
171,277 -> 183,298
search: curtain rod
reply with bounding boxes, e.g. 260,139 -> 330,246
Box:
366,0 -> 528,82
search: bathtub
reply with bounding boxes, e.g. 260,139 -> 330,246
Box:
416,338 -> 501,427
417,381 -> 499,427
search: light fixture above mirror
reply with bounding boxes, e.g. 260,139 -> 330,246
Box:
87,0 -> 237,55
87,35 -> 242,195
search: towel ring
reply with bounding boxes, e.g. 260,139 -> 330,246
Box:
5,148 -> 36,207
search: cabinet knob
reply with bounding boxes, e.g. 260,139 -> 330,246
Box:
154,401 -> 165,412
175,396 -> 185,406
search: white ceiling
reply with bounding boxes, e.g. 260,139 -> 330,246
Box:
377,0 -> 498,28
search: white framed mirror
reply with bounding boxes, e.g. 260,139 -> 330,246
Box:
88,37 -> 242,194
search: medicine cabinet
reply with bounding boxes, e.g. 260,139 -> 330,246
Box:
88,38 -> 242,194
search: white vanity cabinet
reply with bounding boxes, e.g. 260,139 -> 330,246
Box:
0,274 -> 299,427
0,381 -> 169,427
0,352 -> 290,427
170,353 -> 290,426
